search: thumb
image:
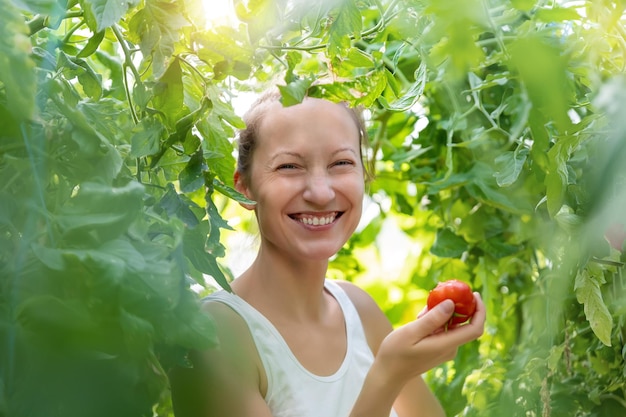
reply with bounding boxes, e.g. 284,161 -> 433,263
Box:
407,300 -> 455,340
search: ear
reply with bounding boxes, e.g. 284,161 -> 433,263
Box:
234,171 -> 256,211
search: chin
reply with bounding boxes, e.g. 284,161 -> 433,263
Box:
292,245 -> 343,262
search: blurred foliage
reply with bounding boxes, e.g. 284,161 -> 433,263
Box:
1,0 -> 626,416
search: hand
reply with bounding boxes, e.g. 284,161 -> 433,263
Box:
372,292 -> 485,386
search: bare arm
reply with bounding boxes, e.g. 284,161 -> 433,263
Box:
169,302 -> 273,417
338,281 -> 485,417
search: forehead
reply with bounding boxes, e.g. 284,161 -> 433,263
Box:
256,98 -> 361,152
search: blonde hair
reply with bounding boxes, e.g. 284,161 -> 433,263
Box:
235,89 -> 374,185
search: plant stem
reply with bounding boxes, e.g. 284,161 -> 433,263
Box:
111,24 -> 141,125
27,11 -> 83,36
61,19 -> 86,45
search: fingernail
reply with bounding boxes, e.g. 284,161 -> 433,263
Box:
441,299 -> 455,314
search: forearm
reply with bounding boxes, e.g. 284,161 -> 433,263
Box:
350,369 -> 445,417
349,362 -> 403,417
393,377 -> 446,417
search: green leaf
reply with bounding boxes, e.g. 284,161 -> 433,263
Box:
494,147 -> 528,187
278,77 -> 314,107
330,47 -> 375,80
212,178 -> 256,205
510,0 -> 535,11
427,9 -> 485,81
575,268 -> 613,346
152,58 -> 184,126
15,0 -> 66,15
119,308 -> 155,358
467,163 -> 531,215
478,238 -> 520,259
81,0 -> 139,32
356,69 -> 387,108
57,52 -> 102,99
394,193 -> 414,215
509,35 -> 571,132
77,30 -> 106,58
213,60 -> 252,81
183,221 -> 232,292
0,1 -> 36,121
77,64 -> 103,100
205,196 -> 232,259
535,7 -> 581,22
31,242 -> 66,270
554,205 -> 583,234
431,228 -> 469,258
46,81 -> 118,174
130,117 -> 165,158
344,47 -> 375,68
328,0 -> 362,56
193,26 -> 254,68
56,182 -> 145,243
157,184 -> 201,228
159,295 -> 216,349
127,1 -> 188,77
94,50 -> 125,99
547,345 -> 565,373
379,62 -> 427,112
389,146 -> 431,165
234,0 -> 278,43
195,114 -> 237,186
544,148 -> 568,217
179,150 -> 206,193
17,295 -> 93,335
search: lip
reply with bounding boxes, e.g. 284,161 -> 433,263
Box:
288,211 -> 343,227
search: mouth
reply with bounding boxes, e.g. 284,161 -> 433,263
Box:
289,211 -> 343,226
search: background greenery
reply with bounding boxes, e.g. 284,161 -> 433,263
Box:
2,0 -> 625,416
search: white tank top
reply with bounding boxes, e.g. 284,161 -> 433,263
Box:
206,279 -> 398,417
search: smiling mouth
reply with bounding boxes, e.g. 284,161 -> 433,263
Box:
290,212 -> 342,226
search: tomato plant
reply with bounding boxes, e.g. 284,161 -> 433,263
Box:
3,0 -> 626,416
427,280 -> 476,325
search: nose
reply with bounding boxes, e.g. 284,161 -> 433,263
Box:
303,171 -> 335,205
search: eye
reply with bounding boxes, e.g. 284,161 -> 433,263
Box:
277,163 -> 298,170
332,160 -> 356,167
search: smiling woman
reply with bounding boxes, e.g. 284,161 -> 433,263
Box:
168,88 -> 486,417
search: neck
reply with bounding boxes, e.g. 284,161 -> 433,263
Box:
232,245 -> 331,321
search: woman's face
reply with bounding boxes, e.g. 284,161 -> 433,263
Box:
236,98 -> 365,262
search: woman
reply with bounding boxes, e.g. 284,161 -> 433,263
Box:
170,90 -> 486,417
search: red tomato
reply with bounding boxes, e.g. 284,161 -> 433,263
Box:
427,279 -> 476,325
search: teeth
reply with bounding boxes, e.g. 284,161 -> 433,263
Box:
298,214 -> 336,226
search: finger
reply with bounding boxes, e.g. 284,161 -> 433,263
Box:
416,305 -> 428,319
468,292 -> 485,326
446,292 -> 484,328
404,299 -> 455,341
435,292 -> 485,345
471,292 -> 486,322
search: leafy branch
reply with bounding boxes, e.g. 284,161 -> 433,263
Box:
27,11 -> 83,35
111,24 -> 141,124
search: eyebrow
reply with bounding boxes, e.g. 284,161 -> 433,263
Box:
268,151 -> 303,164
268,147 -> 358,163
333,147 -> 359,157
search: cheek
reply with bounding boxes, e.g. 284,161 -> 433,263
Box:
341,177 -> 365,216
347,176 -> 365,199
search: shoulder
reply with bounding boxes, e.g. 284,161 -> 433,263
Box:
200,297 -> 267,389
169,297 -> 268,417
334,280 -> 379,311
202,295 -> 246,326
200,297 -> 261,368
334,280 -> 393,354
